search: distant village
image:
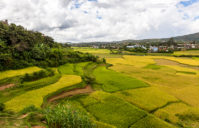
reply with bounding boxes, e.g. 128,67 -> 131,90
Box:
126,42 -> 199,53
91,40 -> 199,53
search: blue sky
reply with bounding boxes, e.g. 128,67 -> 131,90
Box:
179,0 -> 199,7
1,0 -> 199,42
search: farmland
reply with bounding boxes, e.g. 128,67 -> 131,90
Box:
174,50 -> 199,56
1,47 -> 199,128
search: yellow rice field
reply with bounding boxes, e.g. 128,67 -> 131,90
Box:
0,67 -> 42,80
115,87 -> 178,112
5,75 -> 82,112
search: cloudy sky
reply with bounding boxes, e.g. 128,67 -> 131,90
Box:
0,0 -> 199,43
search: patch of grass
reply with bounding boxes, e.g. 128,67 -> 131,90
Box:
174,50 -> 199,56
176,71 -> 196,75
115,87 -> 178,112
154,103 -> 190,123
78,91 -> 147,128
0,70 -> 61,103
73,47 -> 110,54
130,115 -> 176,128
58,63 -> 74,74
0,67 -> 42,80
173,86 -> 199,108
58,62 -> 89,76
93,66 -> 148,92
110,63 -> 199,90
144,64 -> 162,70
44,103 -> 95,128
5,75 -> 82,112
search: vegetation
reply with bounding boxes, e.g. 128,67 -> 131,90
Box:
1,29 -> 199,128
93,66 -> 148,92
0,66 -> 42,81
21,68 -> 54,82
130,115 -> 175,128
0,103 -> 5,111
115,87 -> 178,112
0,22 -> 99,71
5,75 -> 82,112
44,103 -> 95,128
78,91 -> 147,128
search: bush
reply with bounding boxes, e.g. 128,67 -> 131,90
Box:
0,103 -> 5,111
21,69 -> 54,83
20,105 -> 39,114
44,104 -> 96,128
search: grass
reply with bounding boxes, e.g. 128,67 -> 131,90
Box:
110,63 -> 199,90
58,62 -> 89,76
0,117 -> 28,128
0,69 -> 61,103
174,50 -> 199,56
73,47 -> 110,54
176,71 -> 196,75
144,64 -> 162,70
5,75 -> 82,112
130,115 -> 176,128
0,67 -> 42,80
154,103 -> 190,124
78,91 -> 147,128
108,56 -> 199,109
115,87 -> 178,112
106,55 -> 155,68
173,86 -> 199,108
93,66 -> 148,92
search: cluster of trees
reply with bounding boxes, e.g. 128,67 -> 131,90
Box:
21,69 -> 54,83
0,21 -> 98,71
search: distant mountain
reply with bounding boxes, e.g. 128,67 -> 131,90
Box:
173,32 -> 199,41
73,32 -> 199,46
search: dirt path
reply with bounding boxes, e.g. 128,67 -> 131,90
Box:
155,58 -> 199,70
31,126 -> 45,128
0,84 -> 15,91
48,85 -> 93,102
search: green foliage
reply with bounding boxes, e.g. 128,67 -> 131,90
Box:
19,105 -> 39,114
93,66 -> 148,92
0,103 -> 5,111
130,47 -> 148,53
0,22 -> 99,71
176,71 -> 196,75
130,115 -> 175,128
144,64 -> 162,70
44,103 -> 96,128
21,69 -> 54,83
78,91 -> 147,128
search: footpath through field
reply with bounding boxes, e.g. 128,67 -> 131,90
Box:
48,85 -> 93,102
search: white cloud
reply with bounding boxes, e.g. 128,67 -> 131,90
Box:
0,0 -> 199,42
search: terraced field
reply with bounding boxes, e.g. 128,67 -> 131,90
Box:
174,50 -> 199,56
0,67 -> 42,80
93,66 -> 148,92
106,55 -> 199,127
1,52 -> 199,128
5,75 -> 82,112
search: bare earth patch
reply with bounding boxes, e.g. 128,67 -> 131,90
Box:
155,58 -> 199,70
31,126 -> 45,128
18,114 -> 29,119
0,84 -> 15,91
48,85 -> 93,102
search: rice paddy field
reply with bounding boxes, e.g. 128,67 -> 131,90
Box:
1,47 -> 199,128
0,67 -> 42,81
174,50 -> 199,56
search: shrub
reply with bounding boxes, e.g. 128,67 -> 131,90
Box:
0,103 -> 5,111
20,105 -> 39,114
21,69 -> 54,83
44,104 -> 95,128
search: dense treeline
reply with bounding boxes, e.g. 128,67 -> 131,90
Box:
0,21 -> 98,71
